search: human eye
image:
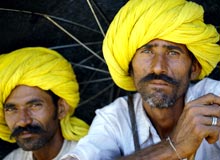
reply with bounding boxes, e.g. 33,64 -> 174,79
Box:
143,50 -> 152,54
140,47 -> 153,54
28,101 -> 43,110
168,50 -> 180,56
3,104 -> 17,113
33,102 -> 41,106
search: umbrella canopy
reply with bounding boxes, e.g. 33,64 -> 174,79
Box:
0,0 -> 219,159
0,0 -> 128,158
0,0 -> 129,123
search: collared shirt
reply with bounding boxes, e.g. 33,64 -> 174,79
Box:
62,78 -> 220,160
4,139 -> 77,160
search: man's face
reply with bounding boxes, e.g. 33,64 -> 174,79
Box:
131,39 -> 198,108
3,85 -> 60,151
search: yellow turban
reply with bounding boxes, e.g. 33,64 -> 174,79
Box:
0,47 -> 89,143
103,0 -> 220,91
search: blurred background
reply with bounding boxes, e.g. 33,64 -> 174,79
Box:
0,0 -> 219,158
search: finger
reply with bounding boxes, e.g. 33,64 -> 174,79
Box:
194,125 -> 220,144
203,105 -> 220,118
203,116 -> 220,128
191,115 -> 219,127
205,126 -> 220,144
186,103 -> 220,118
200,117 -> 220,143
210,116 -> 219,126
188,93 -> 220,106
199,116 -> 218,126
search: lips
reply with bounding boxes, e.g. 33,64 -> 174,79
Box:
17,131 -> 36,139
149,79 -> 170,86
147,80 -> 174,92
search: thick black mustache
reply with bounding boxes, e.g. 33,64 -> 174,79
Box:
140,73 -> 178,85
10,124 -> 45,139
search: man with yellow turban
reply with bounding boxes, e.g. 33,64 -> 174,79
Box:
62,0 -> 220,160
0,47 -> 89,160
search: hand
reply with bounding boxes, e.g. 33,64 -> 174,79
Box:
171,93 -> 220,157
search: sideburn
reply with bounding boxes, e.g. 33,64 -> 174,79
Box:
46,90 -> 59,120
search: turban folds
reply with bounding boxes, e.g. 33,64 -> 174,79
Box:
103,0 -> 220,91
0,47 -> 89,142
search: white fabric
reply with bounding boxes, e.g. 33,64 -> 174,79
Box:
4,139 -> 77,160
62,78 -> 220,160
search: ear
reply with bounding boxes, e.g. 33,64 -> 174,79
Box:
57,99 -> 70,120
128,62 -> 134,77
190,60 -> 201,80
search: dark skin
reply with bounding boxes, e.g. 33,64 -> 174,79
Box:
64,39 -> 220,160
132,39 -> 195,139
119,39 -> 220,159
3,85 -> 69,160
120,94 -> 220,160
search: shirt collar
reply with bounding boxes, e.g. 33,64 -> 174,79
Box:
133,93 -> 161,147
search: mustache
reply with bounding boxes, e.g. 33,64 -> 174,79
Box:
10,124 -> 46,139
140,73 -> 178,85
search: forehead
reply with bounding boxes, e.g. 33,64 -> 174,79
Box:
142,39 -> 188,50
5,85 -> 49,103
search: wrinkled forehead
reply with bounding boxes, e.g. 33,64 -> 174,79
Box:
138,39 -> 188,52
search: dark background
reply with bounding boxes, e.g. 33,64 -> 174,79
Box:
0,0 -> 219,159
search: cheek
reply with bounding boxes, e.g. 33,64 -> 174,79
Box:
4,114 -> 15,130
131,67 -> 146,89
35,112 -> 52,125
38,109 -> 58,126
132,64 -> 144,75
178,62 -> 191,76
168,58 -> 191,73
132,56 -> 149,73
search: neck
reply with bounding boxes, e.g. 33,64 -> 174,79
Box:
32,130 -> 64,160
144,97 -> 184,139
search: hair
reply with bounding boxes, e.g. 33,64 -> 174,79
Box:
46,90 -> 60,119
46,90 -> 60,107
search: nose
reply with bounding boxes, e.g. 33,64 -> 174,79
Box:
16,108 -> 32,127
151,53 -> 167,75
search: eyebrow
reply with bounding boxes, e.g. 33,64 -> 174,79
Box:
26,99 -> 44,105
4,99 -> 44,108
3,103 -> 14,109
140,44 -> 184,53
166,45 -> 184,52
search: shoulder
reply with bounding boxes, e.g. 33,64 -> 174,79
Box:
87,93 -> 142,135
194,78 -> 220,91
63,139 -> 77,149
186,78 -> 220,102
3,148 -> 32,160
95,93 -> 141,121
53,140 -> 77,160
